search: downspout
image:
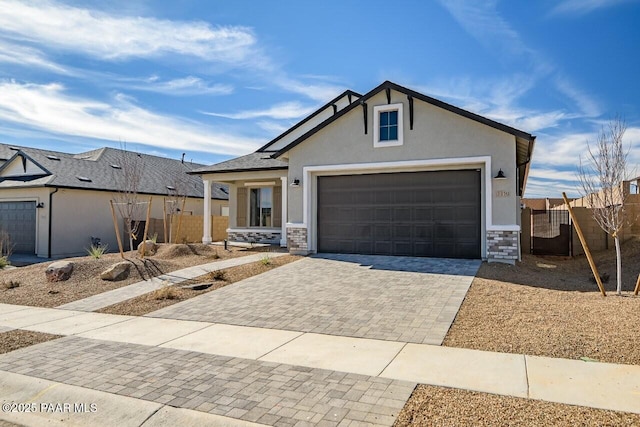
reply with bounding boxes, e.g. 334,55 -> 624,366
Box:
47,187 -> 58,258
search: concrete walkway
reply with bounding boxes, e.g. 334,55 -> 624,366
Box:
0,303 -> 638,416
57,252 -> 287,312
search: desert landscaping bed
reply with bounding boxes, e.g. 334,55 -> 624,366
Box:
97,254 -> 301,316
0,244 -> 269,308
0,329 -> 61,355
445,237 -> 640,365
394,384 -> 640,426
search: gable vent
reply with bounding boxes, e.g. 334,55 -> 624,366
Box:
46,155 -> 60,161
76,176 -> 92,182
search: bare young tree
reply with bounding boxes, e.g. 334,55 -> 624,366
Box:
112,145 -> 146,252
577,118 -> 629,295
165,166 -> 189,243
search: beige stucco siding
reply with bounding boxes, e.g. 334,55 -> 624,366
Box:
286,90 -> 518,227
49,188 -> 226,257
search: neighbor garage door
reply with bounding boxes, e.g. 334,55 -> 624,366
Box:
0,201 -> 36,254
317,170 -> 481,258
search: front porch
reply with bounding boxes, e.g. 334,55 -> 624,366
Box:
201,168 -> 289,248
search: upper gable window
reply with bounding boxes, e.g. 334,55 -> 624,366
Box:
373,103 -> 403,147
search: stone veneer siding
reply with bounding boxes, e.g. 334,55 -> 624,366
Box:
228,230 -> 280,244
487,230 -> 519,263
287,227 -> 308,254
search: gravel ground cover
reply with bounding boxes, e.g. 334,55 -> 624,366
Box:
0,329 -> 61,355
0,244 -> 261,308
97,254 -> 301,316
444,237 -> 640,365
395,385 -> 640,427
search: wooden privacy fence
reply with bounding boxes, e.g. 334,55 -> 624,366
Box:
127,215 -> 228,245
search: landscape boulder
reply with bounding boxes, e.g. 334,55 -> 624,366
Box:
45,261 -> 74,282
100,261 -> 131,281
137,240 -> 158,256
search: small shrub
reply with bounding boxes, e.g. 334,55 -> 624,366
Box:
211,270 -> 226,281
2,280 -> 19,289
150,233 -> 158,244
0,256 -> 10,270
152,284 -> 179,300
261,255 -> 271,266
210,251 -> 220,260
86,244 -> 108,259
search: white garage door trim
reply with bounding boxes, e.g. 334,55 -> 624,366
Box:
297,156 -> 516,258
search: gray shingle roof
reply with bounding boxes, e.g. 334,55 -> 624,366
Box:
191,152 -> 288,174
0,144 -> 228,200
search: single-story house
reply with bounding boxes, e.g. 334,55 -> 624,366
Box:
0,144 -> 228,258
193,81 -> 536,263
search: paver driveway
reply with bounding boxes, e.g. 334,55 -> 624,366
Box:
149,254 -> 481,345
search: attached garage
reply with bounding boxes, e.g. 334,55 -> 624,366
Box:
0,201 -> 36,254
317,170 -> 481,259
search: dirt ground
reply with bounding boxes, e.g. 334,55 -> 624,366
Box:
0,329 -> 61,355
395,385 -> 640,427
97,254 -> 301,316
444,237 -> 640,365
0,244 -> 266,308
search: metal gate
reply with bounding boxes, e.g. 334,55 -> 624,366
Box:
531,209 -> 572,256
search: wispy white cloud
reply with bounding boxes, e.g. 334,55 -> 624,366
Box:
0,0 -> 258,64
416,76 -> 568,132
202,101 -> 316,120
126,76 -> 234,96
554,78 -> 601,117
0,80 -> 261,156
274,77 -> 344,103
256,120 -> 291,135
435,0 -> 551,73
0,39 -> 68,74
551,0 -> 634,16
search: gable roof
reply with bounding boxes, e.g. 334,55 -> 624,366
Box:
0,143 -> 228,200
256,89 -> 362,153
271,80 -> 535,158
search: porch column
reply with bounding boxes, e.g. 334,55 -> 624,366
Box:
280,176 -> 287,247
202,178 -> 212,244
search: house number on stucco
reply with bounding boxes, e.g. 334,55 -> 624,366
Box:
496,190 -> 510,197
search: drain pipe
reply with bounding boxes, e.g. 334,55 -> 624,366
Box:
47,187 -> 58,258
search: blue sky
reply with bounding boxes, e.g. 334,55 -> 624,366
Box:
0,0 -> 638,197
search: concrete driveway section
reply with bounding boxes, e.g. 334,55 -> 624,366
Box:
148,254 -> 480,345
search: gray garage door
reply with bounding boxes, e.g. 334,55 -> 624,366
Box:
0,201 -> 36,254
317,170 -> 481,259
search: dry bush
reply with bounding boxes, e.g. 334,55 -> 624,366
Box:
210,270 -> 226,281
151,284 -> 179,300
2,280 -> 20,289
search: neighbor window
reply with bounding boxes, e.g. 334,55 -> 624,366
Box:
373,103 -> 404,147
249,187 -> 272,227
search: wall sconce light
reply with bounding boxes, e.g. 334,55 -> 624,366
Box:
494,169 -> 507,180
290,178 -> 300,187
36,202 -> 45,208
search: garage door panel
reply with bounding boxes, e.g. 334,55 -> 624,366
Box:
317,170 -> 481,259
0,201 -> 36,254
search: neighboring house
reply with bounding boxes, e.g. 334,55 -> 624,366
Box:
0,144 -> 228,258
193,81 -> 536,263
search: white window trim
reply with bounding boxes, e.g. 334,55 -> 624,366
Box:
373,103 -> 404,148
247,186 -> 274,228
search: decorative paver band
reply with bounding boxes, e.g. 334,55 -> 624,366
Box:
0,336 -> 416,426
